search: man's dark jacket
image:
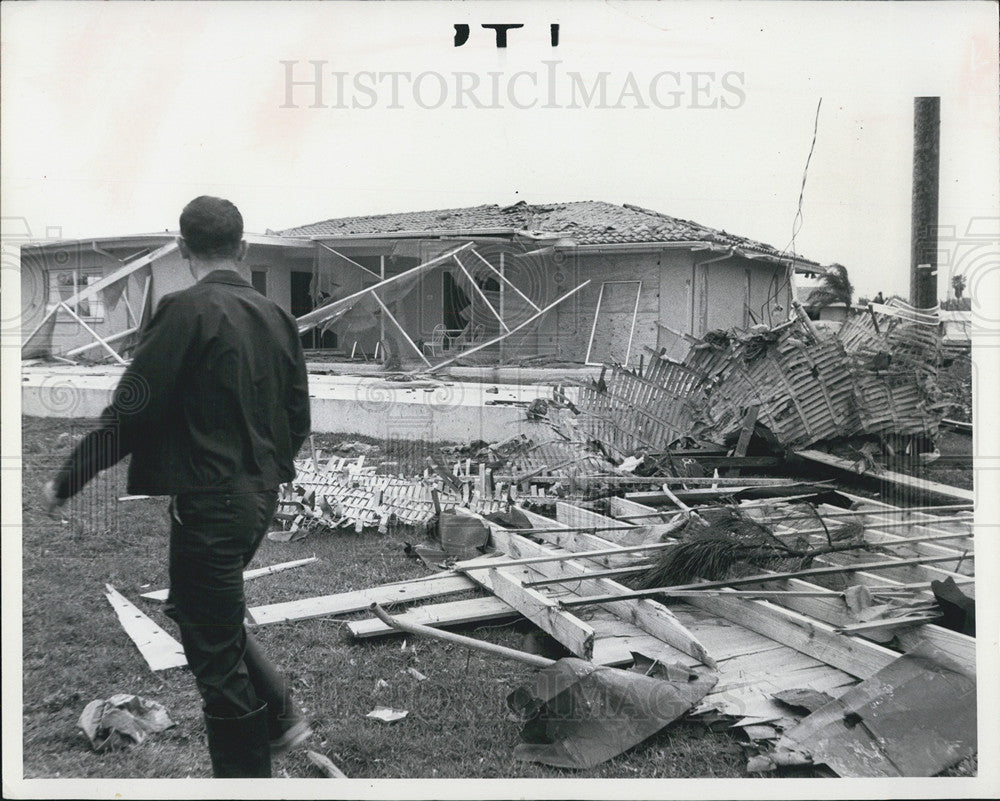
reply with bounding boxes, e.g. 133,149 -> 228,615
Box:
55,270 -> 311,499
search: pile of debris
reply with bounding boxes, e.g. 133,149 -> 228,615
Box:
236,475 -> 977,776
578,298 -> 949,457
270,422 -> 633,542
271,448 -> 511,540
318,485 -> 976,776
104,430 -> 975,776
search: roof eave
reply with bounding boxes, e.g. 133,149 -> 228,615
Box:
20,231 -> 314,253
291,227 -> 519,241
570,240 -> 819,268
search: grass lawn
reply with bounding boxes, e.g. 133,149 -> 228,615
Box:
19,417 -> 750,780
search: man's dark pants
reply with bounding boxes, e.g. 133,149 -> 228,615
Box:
165,490 -> 295,731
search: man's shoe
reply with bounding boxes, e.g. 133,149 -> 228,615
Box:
270,719 -> 312,756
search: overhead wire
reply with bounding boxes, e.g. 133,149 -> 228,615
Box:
760,98 -> 824,325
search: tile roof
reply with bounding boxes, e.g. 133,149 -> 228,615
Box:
280,200 -> 817,264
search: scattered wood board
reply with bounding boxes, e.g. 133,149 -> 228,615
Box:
619,496 -> 976,674
482,506 -> 716,668
140,556 -> 319,602
247,573 -> 478,626
348,595 -> 518,638
104,584 -> 187,671
462,561 -> 597,660
794,449 -> 974,503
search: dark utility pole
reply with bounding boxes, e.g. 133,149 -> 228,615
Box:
909,97 -> 940,309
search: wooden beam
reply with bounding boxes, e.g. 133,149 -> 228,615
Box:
680,590 -> 900,679
347,596 -> 517,638
621,497 -> 975,671
609,496 -> 676,522
554,501 -> 656,546
725,404 -> 759,477
454,539 -> 673,572
457,556 -> 596,659
756,504 -> 974,521
246,573 -> 477,625
505,507 -> 642,568
484,568 -> 595,660
761,502 -> 975,588
795,448 -> 974,503
499,474 -> 792,487
835,614 -> 941,635
559,553 -> 973,608
478,512 -> 716,668
625,485 -> 820,505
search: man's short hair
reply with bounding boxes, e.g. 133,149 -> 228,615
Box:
179,196 -> 244,258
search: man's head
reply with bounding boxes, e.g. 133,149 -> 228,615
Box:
178,196 -> 246,262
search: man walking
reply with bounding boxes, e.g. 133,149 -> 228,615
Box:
44,196 -> 313,777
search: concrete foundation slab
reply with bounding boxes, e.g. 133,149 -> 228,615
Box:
21,365 -> 580,443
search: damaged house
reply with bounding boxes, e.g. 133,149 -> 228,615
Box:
20,201 -> 819,367
20,233 -> 315,362
277,201 -> 820,366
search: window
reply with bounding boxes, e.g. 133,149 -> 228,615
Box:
46,269 -> 105,321
251,269 -> 267,296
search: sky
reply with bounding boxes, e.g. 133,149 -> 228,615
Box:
2,1 -> 998,301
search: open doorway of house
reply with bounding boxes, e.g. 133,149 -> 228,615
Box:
291,270 -> 336,350
442,271 -> 471,339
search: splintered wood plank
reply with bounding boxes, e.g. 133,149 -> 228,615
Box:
589,630 -> 698,668
683,592 -> 899,679
591,632 -> 643,666
141,556 -> 319,602
347,595 -> 517,638
104,584 -> 187,671
672,613 -> 789,663
247,574 -> 478,625
795,449 -> 974,502
480,515 -> 716,668
480,568 -> 595,660
609,496 -> 677,522
553,502 -> 650,545
514,507 -> 638,567
713,645 -> 822,680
